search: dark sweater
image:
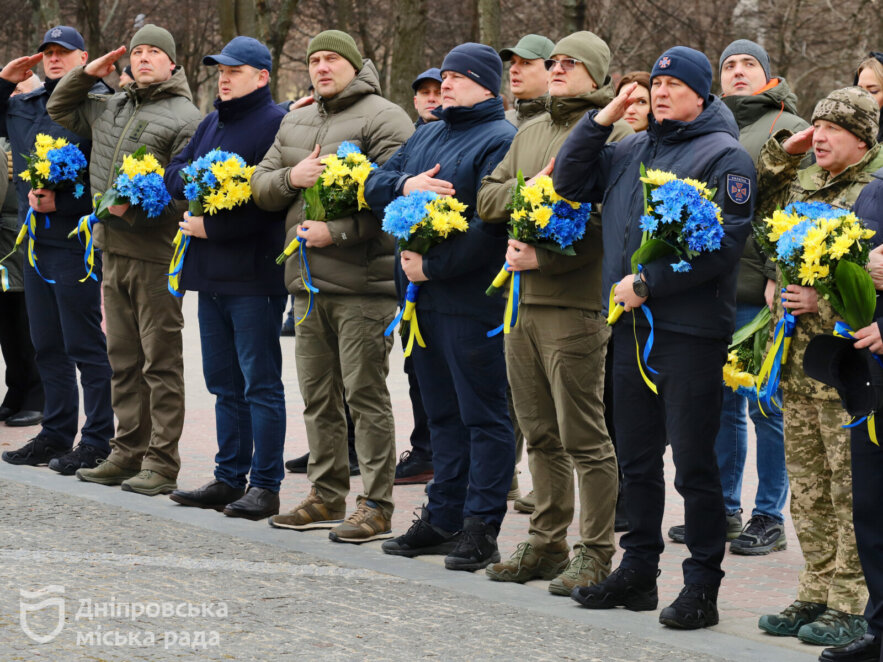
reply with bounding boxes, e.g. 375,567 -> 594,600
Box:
165,85 -> 286,296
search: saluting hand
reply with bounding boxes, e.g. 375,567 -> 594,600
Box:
782,126 -> 815,156
595,82 -> 639,127
84,47 -> 127,79
403,163 -> 455,196
0,54 -> 43,84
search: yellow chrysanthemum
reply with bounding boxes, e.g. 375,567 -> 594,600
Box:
35,160 -> 50,179
531,205 -> 552,228
722,360 -> 755,390
640,169 -> 677,187
827,234 -> 855,260
521,184 -> 544,207
798,261 -> 829,286
350,162 -> 373,185
764,209 -> 800,242
511,208 -> 526,221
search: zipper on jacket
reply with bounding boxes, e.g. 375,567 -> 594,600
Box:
106,97 -> 142,190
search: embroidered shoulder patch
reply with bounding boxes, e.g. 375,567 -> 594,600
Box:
726,174 -> 751,204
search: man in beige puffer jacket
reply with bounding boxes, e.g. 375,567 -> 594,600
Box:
253,30 -> 413,544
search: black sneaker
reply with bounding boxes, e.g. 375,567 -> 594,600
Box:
571,566 -> 659,611
382,507 -> 457,557
285,452 -> 309,473
48,442 -> 109,475
444,517 -> 500,571
730,514 -> 787,556
2,435 -> 67,466
394,450 -> 433,485
668,509 -> 743,544
659,584 -> 720,629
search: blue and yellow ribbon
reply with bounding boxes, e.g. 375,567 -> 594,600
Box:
486,263 -> 511,296
844,413 -> 878,446
755,299 -> 796,416
23,207 -> 55,285
385,282 -> 424,357
69,193 -> 104,282
167,229 -> 189,297
631,304 -> 659,394
276,237 -> 320,325
488,268 -> 520,337
833,320 -> 882,445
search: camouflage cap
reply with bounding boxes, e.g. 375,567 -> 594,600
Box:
811,86 -> 879,147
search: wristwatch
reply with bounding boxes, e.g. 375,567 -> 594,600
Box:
633,273 -> 649,298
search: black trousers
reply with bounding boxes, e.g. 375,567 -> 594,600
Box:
612,320 -> 727,586
851,419 -> 883,636
0,291 -> 42,412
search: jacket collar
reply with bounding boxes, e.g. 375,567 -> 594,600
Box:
214,85 -> 273,121
548,85 -> 615,125
647,95 -> 739,143
431,96 -> 505,128
124,66 -> 194,104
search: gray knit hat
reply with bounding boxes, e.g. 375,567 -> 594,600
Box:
551,31 -> 611,89
719,39 -> 771,81
812,87 -> 880,147
307,30 -> 362,72
130,24 -> 176,63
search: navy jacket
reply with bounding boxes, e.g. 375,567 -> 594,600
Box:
364,96 -> 516,325
853,168 -> 883,335
165,86 -> 287,297
554,97 -> 756,340
0,76 -> 112,247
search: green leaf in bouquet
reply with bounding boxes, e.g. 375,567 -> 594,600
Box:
534,239 -> 576,256
515,169 -> 526,192
752,321 -> 770,373
730,306 -> 771,348
630,237 -> 675,272
94,187 -> 129,220
835,259 -> 877,329
303,182 -> 326,222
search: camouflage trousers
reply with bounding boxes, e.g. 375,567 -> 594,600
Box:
783,392 -> 868,614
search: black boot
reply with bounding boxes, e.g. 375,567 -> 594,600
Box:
659,583 -> 719,629
444,517 -> 500,571
571,566 -> 659,611
223,486 -> 280,520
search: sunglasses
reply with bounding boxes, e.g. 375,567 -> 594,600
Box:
544,58 -> 580,72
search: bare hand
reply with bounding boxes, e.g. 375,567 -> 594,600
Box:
401,249 -> 427,282
782,126 -> 815,156
289,144 -> 327,189
179,212 -> 207,238
107,202 -> 130,218
505,239 -> 538,271
764,278 -> 777,311
525,158 -> 555,187
84,47 -> 127,79
403,163 -> 455,196
613,273 -> 647,311
296,220 -> 333,248
868,244 -> 883,290
291,95 -> 315,110
853,322 -> 883,354
781,284 -> 818,315
28,188 -> 56,213
0,54 -> 43,84
595,82 -> 638,127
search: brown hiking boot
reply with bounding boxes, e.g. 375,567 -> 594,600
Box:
513,490 -> 535,514
268,487 -> 345,530
548,543 -> 611,596
328,499 -> 393,544
486,540 -> 570,583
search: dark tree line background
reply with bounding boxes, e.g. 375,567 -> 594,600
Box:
3,0 -> 879,119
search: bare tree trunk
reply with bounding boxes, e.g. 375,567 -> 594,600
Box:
256,0 -> 301,100
221,0 -> 257,42
562,0 -> 586,34
219,0 -> 236,42
389,0 -> 427,119
335,0 -> 352,31
236,0 -> 257,36
477,0 -> 501,50
28,0 -> 61,49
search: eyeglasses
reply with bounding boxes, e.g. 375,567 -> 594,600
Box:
544,58 -> 579,72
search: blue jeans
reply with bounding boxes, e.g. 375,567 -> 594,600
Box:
198,293 -> 287,492
714,303 -> 789,522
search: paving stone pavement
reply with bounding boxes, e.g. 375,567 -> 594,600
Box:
0,295 -> 822,661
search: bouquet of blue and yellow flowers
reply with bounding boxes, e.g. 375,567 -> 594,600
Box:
274,142 -> 376,325
18,133 -> 87,199
168,149 -> 255,296
484,171 -> 589,334
608,165 -> 724,325
721,307 -> 782,412
0,134 -> 89,287
382,190 -> 469,355
68,146 -> 171,282
753,201 -> 876,411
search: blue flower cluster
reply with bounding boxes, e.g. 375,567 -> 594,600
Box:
114,172 -> 171,218
180,150 -> 246,199
775,219 -> 814,264
47,144 -> 88,197
639,179 -> 724,272
336,141 -> 361,158
784,201 -> 850,221
382,190 -> 438,240
539,200 -> 590,249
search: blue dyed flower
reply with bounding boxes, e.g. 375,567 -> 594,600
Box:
382,190 -> 438,240
671,260 -> 691,272
337,141 -> 361,158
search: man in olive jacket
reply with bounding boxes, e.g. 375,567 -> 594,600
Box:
47,24 -> 201,496
253,30 -> 413,544
478,31 -> 631,594
669,39 -> 807,554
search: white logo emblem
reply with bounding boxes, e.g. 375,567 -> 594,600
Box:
20,585 -> 65,644
49,28 -> 63,39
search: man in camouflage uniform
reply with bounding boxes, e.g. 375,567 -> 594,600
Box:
755,87 -> 883,646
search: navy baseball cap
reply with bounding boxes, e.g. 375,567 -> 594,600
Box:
38,26 -> 86,53
411,67 -> 442,91
203,36 -> 273,72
